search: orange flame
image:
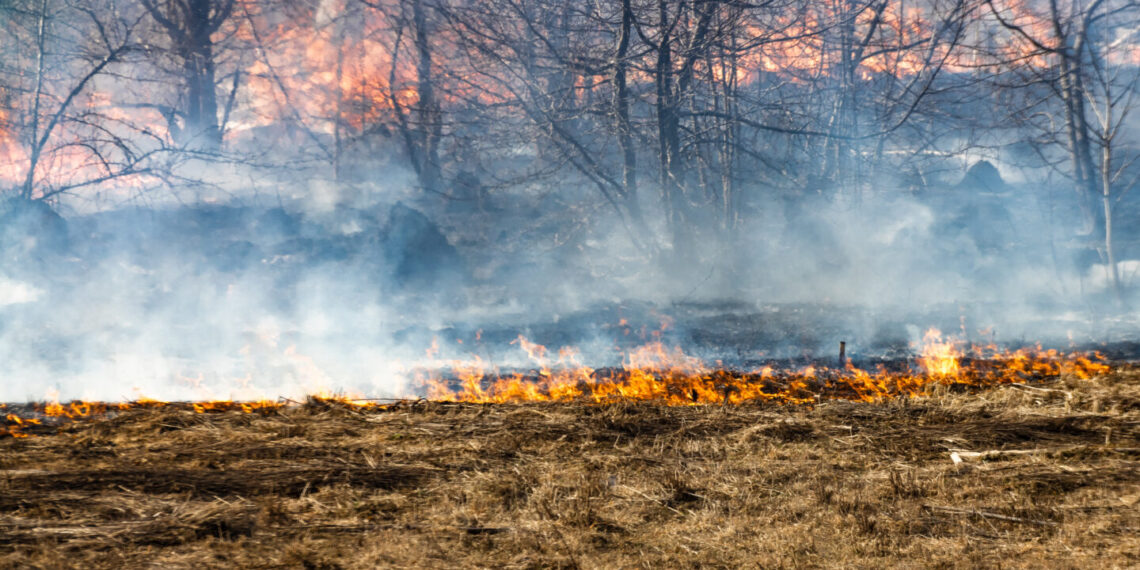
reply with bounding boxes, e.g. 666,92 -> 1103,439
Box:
918,328 -> 961,378
417,329 -> 1108,406
0,326 -> 1114,439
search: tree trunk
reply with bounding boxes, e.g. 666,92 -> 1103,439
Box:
655,0 -> 688,256
1101,125 -> 1122,304
653,0 -> 716,260
413,0 -> 442,195
183,0 -> 222,149
614,0 -> 643,227
141,0 -> 232,151
21,0 -> 49,199
1059,70 -> 1098,233
183,47 -> 221,149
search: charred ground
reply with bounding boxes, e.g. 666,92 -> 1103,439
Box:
2,371 -> 1139,568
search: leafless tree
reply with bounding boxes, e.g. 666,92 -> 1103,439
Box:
438,0 -> 652,241
139,0 -> 235,150
1,0 -> 171,204
987,0 -> 1140,301
370,0 -> 445,195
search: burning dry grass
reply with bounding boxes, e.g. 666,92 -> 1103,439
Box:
416,330 -> 1111,406
2,369 -> 1140,568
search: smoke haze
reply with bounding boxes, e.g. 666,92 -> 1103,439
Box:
2,0 -> 1139,402
0,157 -> 1132,403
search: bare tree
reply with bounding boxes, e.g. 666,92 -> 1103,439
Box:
438,0 -> 652,241
1,0 -> 170,204
987,0 -> 1140,301
373,0 -> 445,195
139,0 -> 235,150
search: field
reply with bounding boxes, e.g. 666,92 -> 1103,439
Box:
3,371 -> 1140,568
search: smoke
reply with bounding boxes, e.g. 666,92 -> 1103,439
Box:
0,278 -> 41,307
0,153 -> 1132,403
0,195 -> 405,402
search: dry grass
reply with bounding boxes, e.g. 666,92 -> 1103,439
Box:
3,371 -> 1140,568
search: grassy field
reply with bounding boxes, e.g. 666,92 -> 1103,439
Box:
2,371 -> 1140,568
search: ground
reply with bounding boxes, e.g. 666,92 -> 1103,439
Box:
2,371 -> 1140,568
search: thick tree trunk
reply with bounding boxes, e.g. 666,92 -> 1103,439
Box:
141,0 -> 232,151
183,0 -> 222,149
655,32 -> 690,258
413,0 -> 442,195
614,0 -> 643,228
183,45 -> 222,149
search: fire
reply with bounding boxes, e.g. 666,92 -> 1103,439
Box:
3,413 -> 40,438
918,328 -> 961,378
191,400 -> 280,414
0,327 -> 1114,439
0,392 -> 401,439
418,329 -> 1109,406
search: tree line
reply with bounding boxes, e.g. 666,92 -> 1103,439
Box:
1,0 -> 1138,280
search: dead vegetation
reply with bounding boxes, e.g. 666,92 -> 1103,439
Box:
3,371 -> 1140,568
